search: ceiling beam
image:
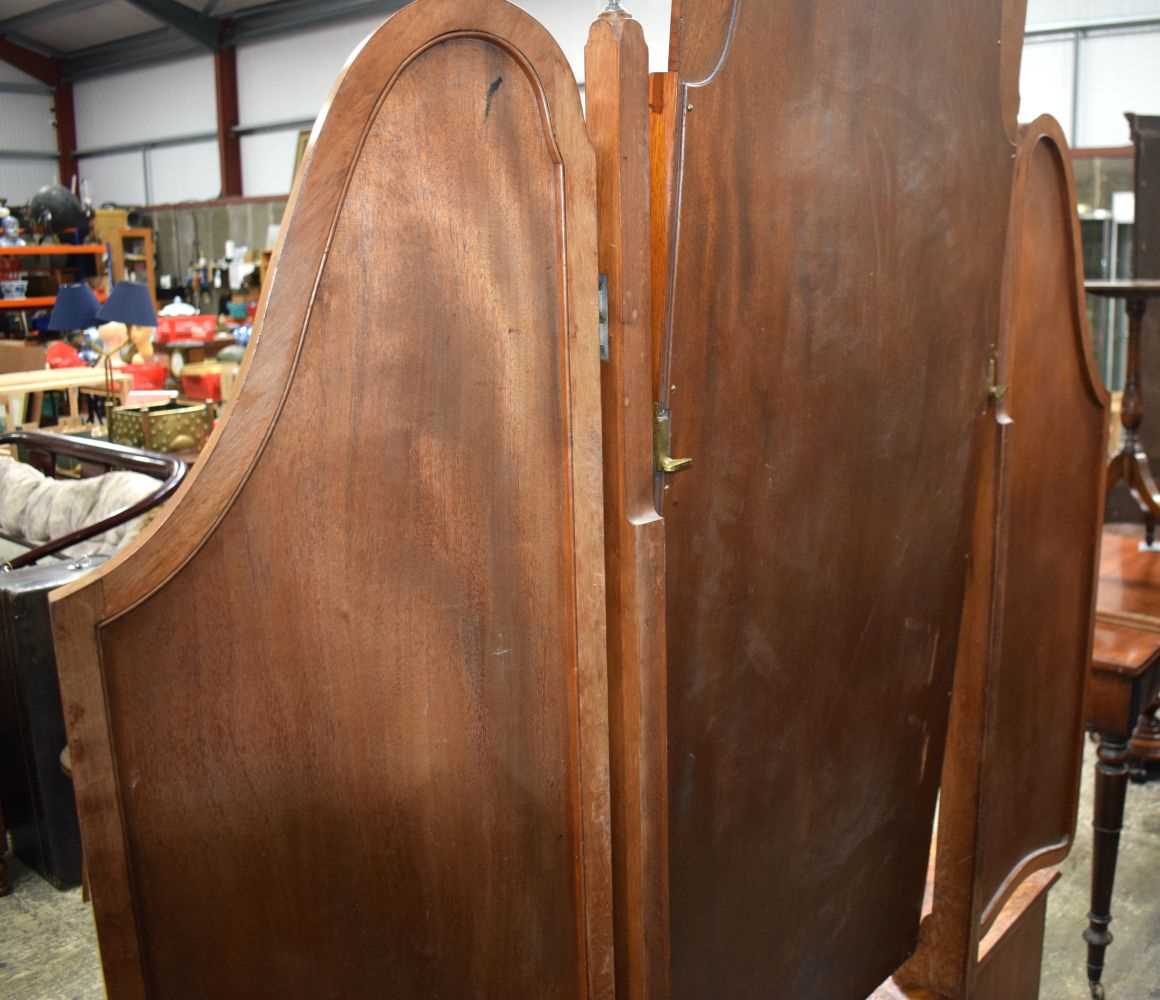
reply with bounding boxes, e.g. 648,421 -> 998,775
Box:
0,80 -> 53,95
121,0 -> 219,48
227,0 -> 410,45
61,27 -> 201,80
0,0 -> 107,35
1026,15 -> 1160,38
0,35 -> 59,86
57,0 -> 413,80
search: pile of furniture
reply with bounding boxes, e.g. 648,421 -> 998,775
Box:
46,1 -> 1108,998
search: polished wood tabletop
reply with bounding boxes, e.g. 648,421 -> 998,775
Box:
1095,525 -> 1160,636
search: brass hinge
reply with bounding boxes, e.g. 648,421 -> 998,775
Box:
598,274 -> 610,362
654,402 -> 693,474
988,356 -> 1007,404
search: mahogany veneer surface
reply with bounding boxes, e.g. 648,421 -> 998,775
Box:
51,3 -> 613,998
972,119 -> 1107,925
654,2 -> 1025,997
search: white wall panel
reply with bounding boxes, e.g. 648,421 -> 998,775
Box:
237,16 -> 382,126
149,141 -> 222,205
74,55 -> 216,149
1076,30 -> 1160,146
0,92 -> 57,153
79,151 -> 147,205
234,2 -> 674,194
1018,38 -> 1076,138
234,3 -> 673,126
519,0 -> 673,76
0,63 -> 42,86
1028,0 -> 1160,28
240,129 -> 299,198
0,158 -> 58,205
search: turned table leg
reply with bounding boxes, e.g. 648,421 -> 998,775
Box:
1085,735 -> 1131,999
1129,695 -> 1160,770
0,800 -> 9,897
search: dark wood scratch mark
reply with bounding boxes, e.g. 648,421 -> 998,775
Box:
484,75 -> 504,120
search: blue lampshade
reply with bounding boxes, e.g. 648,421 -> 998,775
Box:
97,281 -> 157,327
48,283 -> 101,331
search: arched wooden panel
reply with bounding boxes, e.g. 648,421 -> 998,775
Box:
653,2 -> 1025,997
897,114 -> 1107,1000
974,115 -> 1108,926
51,3 -> 613,998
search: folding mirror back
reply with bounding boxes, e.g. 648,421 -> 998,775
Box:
897,115 -> 1109,1000
50,2 -> 614,997
647,1 -> 1029,997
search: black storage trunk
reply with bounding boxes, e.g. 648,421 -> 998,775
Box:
0,557 -> 104,889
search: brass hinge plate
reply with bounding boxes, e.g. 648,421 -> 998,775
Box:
654,402 -> 693,474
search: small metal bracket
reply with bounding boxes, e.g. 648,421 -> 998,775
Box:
598,273 -> 610,362
987,356 -> 1007,404
654,402 -> 693,474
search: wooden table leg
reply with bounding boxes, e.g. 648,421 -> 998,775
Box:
0,799 -> 10,897
1129,695 -> 1160,768
1105,298 -> 1160,540
1085,734 -> 1131,999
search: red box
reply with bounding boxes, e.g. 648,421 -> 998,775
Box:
124,362 -> 168,390
180,369 -> 223,401
156,314 -> 217,344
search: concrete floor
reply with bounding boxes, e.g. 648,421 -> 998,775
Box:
1041,743 -> 1160,1000
0,741 -> 1157,999
0,855 -> 103,999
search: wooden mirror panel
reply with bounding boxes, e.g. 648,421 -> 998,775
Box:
897,113 -> 1107,1000
974,115 -> 1108,925
52,3 -> 613,998
654,2 -> 1024,996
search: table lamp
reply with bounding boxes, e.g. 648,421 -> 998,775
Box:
96,282 -> 159,403
98,281 -> 157,361
48,283 -> 101,337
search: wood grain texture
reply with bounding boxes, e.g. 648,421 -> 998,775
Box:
874,869 -> 1056,1000
653,3 -> 1023,996
971,870 -> 1056,1000
900,115 -> 1108,998
50,3 -> 613,998
586,13 -> 670,1000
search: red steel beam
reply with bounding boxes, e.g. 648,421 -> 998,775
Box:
55,79 -> 77,187
214,46 -> 242,197
0,36 -> 58,87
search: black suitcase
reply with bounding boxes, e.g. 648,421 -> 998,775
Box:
0,556 -> 105,888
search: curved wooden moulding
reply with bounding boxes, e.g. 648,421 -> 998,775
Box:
51,2 -> 613,998
900,115 -> 1108,999
653,1 -> 1025,997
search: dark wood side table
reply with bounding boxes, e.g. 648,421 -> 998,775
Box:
1085,526 -> 1160,999
1086,624 -> 1160,999
1087,281 -> 1160,545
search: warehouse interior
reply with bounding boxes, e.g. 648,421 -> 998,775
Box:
1,1 -> 1160,998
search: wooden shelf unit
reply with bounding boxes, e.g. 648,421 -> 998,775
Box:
0,245 -> 109,313
108,228 -> 157,310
